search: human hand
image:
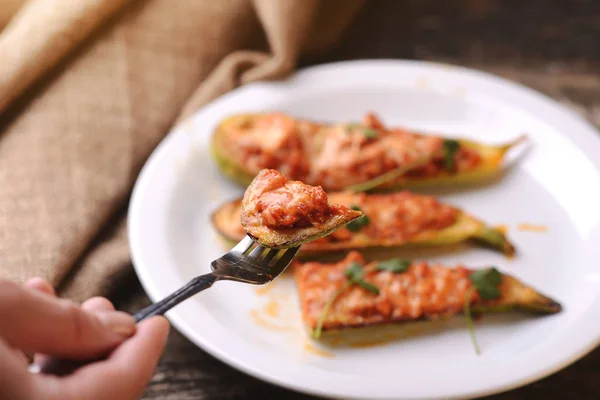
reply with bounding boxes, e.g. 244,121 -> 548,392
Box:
0,277 -> 170,400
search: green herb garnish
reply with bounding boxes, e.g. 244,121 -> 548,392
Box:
443,139 -> 460,171
469,267 -> 503,300
311,281 -> 351,339
344,262 -> 380,293
464,267 -> 503,355
464,286 -> 481,355
346,205 -> 370,232
343,123 -> 378,139
344,123 -> 360,134
312,261 -> 380,339
362,128 -> 379,139
376,258 -> 411,273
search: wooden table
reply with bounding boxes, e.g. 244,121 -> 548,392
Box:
117,1 -> 600,398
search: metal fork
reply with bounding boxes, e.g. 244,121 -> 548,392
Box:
133,235 -> 300,322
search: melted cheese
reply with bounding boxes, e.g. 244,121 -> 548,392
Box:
221,112 -> 483,190
293,251 -> 482,331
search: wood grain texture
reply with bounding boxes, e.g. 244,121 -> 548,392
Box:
115,0 -> 600,398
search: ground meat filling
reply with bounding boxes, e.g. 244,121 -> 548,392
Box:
244,169 -> 342,230
226,113 -> 311,180
223,112 -> 483,190
307,114 -> 444,190
293,251 -> 480,330
234,190 -> 459,246
310,191 -> 459,245
406,146 -> 482,178
355,192 -> 458,240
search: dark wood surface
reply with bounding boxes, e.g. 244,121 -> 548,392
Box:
117,1 -> 600,398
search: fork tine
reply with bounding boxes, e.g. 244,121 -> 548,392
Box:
231,235 -> 255,254
275,246 -> 300,267
248,244 -> 267,259
262,248 -> 279,264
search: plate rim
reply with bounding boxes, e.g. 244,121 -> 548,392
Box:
128,59 -> 600,400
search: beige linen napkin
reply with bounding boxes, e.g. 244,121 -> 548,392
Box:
0,0 -> 365,301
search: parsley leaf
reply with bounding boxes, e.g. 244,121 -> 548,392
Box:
344,123 -> 360,134
343,124 -> 379,139
346,205 -> 369,232
311,281 -> 351,339
469,267 -> 503,300
356,280 -> 380,293
344,262 -> 380,294
311,261 -> 380,339
362,128 -> 379,139
376,258 -> 411,273
344,261 -> 364,281
464,286 -> 481,356
465,268 -> 503,355
443,139 -> 460,171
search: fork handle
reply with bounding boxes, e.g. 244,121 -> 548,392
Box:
35,274 -> 218,376
134,273 -> 218,322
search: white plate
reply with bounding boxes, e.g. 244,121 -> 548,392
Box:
128,60 -> 600,400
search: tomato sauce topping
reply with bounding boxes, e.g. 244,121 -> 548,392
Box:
242,169 -> 347,230
224,191 -> 459,245
293,251 -> 480,330
310,191 -> 459,245
223,112 -> 483,190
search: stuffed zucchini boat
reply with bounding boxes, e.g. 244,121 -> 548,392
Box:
214,190 -> 515,256
292,251 -> 561,339
240,169 -> 362,248
211,112 -> 526,192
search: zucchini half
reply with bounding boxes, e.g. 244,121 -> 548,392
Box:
210,112 -> 526,192
292,252 -> 561,338
212,191 -> 515,256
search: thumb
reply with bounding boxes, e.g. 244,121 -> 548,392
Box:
38,316 -> 170,400
0,279 -> 135,359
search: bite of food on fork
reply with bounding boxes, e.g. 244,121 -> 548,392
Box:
241,169 -> 363,248
133,169 -> 361,322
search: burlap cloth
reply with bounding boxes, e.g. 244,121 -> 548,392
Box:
0,0 -> 365,301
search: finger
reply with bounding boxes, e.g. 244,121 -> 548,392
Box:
0,339 -> 37,400
25,277 -> 56,297
12,347 -> 30,366
81,297 -> 115,312
34,297 -> 116,366
23,278 -> 57,365
0,279 -> 135,359
38,317 -> 170,400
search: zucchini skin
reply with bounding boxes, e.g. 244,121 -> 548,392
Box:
210,113 -> 525,192
211,192 -> 515,256
210,115 -> 257,187
362,137 -> 522,191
